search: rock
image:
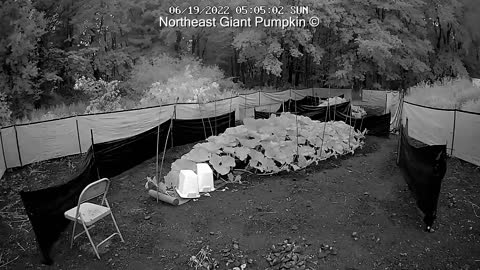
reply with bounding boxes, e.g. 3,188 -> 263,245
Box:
144,215 -> 151,220
233,243 -> 239,249
291,225 -> 298,231
292,245 -> 303,254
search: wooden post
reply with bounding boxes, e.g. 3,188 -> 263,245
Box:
197,98 -> 208,139
319,97 -> 329,160
451,108 -> 457,157
0,129 -> 7,169
159,109 -> 175,192
214,95 -> 217,135
13,125 -> 22,167
155,107 -> 162,203
229,93 -> 233,127
171,99 -> 178,147
90,129 -> 100,179
75,117 -> 82,153
295,114 -> 299,158
244,93 -> 247,120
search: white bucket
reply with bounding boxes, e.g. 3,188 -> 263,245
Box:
175,170 -> 200,199
196,163 -> 215,192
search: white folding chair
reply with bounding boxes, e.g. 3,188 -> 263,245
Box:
64,178 -> 124,259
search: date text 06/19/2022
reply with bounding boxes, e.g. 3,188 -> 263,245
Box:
159,16 -> 310,29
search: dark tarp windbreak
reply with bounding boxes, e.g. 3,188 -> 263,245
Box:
333,110 -> 391,137
398,124 -> 447,231
20,111 -> 235,264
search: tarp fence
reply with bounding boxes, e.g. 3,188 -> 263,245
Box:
20,111 -> 235,264
397,120 -> 447,230
0,88 -> 352,171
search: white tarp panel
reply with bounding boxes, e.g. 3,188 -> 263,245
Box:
16,118 -> 79,166
77,106 -> 174,152
452,111 -> 480,166
238,92 -> 262,120
402,103 -> 455,148
255,103 -> 282,113
386,91 -> 401,130
363,90 -> 386,107
260,91 -> 290,104
1,127 -> 21,168
291,89 -> 310,99
176,98 -> 237,120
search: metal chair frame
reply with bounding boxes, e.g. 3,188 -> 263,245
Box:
65,178 -> 124,259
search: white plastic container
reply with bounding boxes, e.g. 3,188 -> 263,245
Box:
175,170 -> 200,199
196,163 -> 215,192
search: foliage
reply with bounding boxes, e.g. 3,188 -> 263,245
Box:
138,57 -> 240,106
406,77 -> 480,112
162,113 -> 365,188
0,0 -> 47,118
74,77 -> 123,113
0,93 -> 12,126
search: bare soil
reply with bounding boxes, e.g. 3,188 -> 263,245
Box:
1,135 -> 479,270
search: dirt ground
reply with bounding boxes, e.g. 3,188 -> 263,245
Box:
1,134 -> 479,270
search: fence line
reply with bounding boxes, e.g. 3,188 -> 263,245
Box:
0,88 -> 355,170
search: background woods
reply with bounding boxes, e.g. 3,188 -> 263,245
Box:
0,0 -> 479,122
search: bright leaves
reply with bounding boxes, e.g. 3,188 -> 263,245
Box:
163,113 -> 366,188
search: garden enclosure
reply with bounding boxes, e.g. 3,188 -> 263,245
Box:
0,88 -> 352,173
0,87 -> 478,177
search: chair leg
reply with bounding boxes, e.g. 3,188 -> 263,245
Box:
110,212 -> 124,242
81,222 -> 101,259
70,221 -> 78,248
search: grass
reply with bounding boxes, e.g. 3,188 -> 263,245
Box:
406,77 -> 480,112
14,102 -> 88,125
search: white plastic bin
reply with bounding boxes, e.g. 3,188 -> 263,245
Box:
175,170 -> 200,199
196,163 -> 215,192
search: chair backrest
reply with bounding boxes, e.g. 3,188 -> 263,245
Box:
79,178 -> 110,204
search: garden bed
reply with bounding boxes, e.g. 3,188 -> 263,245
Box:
0,135 -> 479,269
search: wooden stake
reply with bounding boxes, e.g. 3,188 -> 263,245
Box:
155,107 -> 162,203
90,129 -> 100,179
295,114 -> 299,158
197,96 -> 208,139
244,93 -> 247,120
12,125 -> 22,167
0,129 -> 7,169
229,93 -> 233,127
348,104 -> 353,149
75,117 -> 82,153
171,98 -> 178,147
451,107 -> 457,156
214,95 -> 217,135
319,97 -> 329,160
158,102 -> 177,201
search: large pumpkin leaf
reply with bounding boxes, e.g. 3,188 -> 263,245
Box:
209,154 -> 236,175
182,147 -> 211,162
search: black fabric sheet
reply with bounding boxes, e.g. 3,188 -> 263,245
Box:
19,111 -> 235,264
19,149 -> 98,265
172,111 -> 235,146
334,109 -> 391,137
254,110 -> 282,119
274,99 -> 350,121
94,120 -> 171,178
398,125 -> 447,230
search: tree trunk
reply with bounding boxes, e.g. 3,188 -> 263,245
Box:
352,78 -> 362,101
